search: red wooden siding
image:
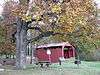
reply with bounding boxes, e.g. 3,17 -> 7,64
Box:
34,42 -> 75,63
64,46 -> 75,58
50,47 -> 63,63
35,47 -> 63,63
35,48 -> 49,61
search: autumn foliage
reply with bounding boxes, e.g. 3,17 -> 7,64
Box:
0,0 -> 99,61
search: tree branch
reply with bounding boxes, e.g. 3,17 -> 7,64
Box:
28,26 -> 43,32
27,31 -> 65,43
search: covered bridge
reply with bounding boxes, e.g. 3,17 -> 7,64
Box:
34,42 -> 76,63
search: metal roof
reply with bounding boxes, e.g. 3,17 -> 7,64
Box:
37,42 -> 72,48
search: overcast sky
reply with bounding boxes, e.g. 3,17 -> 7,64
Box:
0,0 -> 19,15
0,0 -> 100,15
0,0 -> 4,15
94,0 -> 100,7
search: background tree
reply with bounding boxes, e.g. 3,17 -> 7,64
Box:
1,0 -> 99,69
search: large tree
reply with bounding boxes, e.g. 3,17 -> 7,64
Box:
2,0 -> 99,69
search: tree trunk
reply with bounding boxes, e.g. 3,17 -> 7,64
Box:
15,18 -> 21,69
15,18 -> 27,69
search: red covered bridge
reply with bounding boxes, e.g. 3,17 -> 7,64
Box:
34,42 -> 76,63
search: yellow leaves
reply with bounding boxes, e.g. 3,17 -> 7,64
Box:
64,26 -> 75,33
22,15 -> 32,22
35,16 -> 41,21
19,0 -> 29,5
10,4 -> 28,19
59,15 -> 67,24
52,34 -> 67,42
79,20 -> 86,25
58,13 -> 78,33
0,40 -> 16,54
51,4 -> 61,13
83,25 -> 93,33
34,6 -> 42,12
11,9 -> 20,16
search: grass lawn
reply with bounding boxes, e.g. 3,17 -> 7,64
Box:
0,61 -> 100,75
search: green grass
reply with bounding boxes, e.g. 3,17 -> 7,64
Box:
0,61 -> 100,75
